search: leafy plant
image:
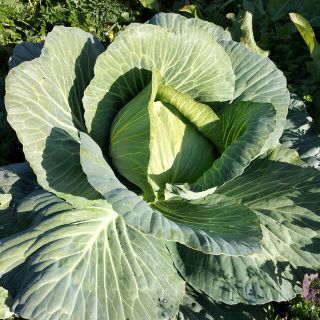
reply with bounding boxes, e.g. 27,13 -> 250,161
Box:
68,0 -> 141,27
227,10 -> 269,57
0,0 -> 143,46
289,12 -> 320,67
289,13 -> 320,127
1,12 -> 320,320
228,1 -> 319,103
266,295 -> 320,320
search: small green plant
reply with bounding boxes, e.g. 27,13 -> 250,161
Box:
289,12 -> 320,127
267,296 -> 320,320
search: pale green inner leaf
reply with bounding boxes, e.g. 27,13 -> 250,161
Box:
156,83 -> 223,151
148,100 -> 215,197
110,81 -> 156,200
192,101 -> 276,190
110,70 -> 217,200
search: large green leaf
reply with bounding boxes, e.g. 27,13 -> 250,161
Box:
216,40 -> 289,152
5,27 -> 104,207
149,13 -> 290,152
80,132 -> 261,255
0,194 -> 185,320
83,24 -> 235,151
174,159 -> 320,304
152,193 -> 262,255
176,285 -> 267,320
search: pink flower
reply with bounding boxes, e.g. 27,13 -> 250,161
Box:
303,273 -> 320,304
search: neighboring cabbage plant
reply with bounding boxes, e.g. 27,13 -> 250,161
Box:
281,94 -> 320,169
1,12 -> 320,320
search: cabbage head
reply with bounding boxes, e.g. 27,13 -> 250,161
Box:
1,13 -> 320,320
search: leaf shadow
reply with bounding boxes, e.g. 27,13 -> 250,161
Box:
41,127 -> 101,200
90,67 -> 152,153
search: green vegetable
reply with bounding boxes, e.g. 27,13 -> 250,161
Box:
228,11 -> 269,57
1,12 -> 320,320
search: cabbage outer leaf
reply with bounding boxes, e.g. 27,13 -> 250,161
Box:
0,192 -> 185,320
173,159 -> 320,304
0,163 -> 185,320
175,284 -> 267,320
148,12 -> 232,42
5,27 -> 104,207
151,193 -> 262,255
